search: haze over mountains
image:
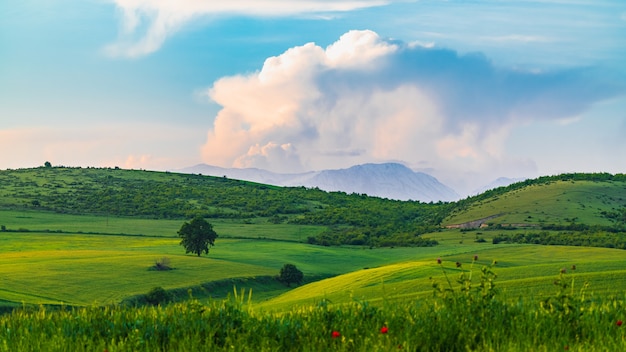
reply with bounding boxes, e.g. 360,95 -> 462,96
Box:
470,177 -> 527,196
178,163 -> 468,202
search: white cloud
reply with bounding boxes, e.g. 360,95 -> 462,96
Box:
200,30 -> 624,192
105,0 -> 391,57
235,142 -> 302,173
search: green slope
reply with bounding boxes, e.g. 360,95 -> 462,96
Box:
2,168 -> 626,310
0,167 -> 447,247
444,179 -> 626,227
0,229 -> 437,306
259,244 -> 626,311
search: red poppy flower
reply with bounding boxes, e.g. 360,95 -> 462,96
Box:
332,331 -> 341,339
380,326 -> 388,334
617,320 -> 623,327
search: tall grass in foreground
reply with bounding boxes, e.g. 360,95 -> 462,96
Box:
1,259 -> 625,351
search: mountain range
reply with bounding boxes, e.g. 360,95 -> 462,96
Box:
176,163 -> 462,202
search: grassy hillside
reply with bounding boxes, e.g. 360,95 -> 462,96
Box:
0,215 -> 429,307
0,167 -> 447,246
260,231 -> 626,311
2,168 -> 626,350
2,167 -> 626,310
445,177 -> 626,228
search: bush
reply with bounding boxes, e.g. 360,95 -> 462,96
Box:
145,286 -> 171,306
153,257 -> 172,271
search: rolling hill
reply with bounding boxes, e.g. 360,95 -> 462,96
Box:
444,175 -> 626,229
1,167 -> 626,311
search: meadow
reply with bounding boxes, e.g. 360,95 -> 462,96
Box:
0,209 -> 428,307
4,208 -> 626,310
1,255 -> 625,351
2,168 -> 626,350
444,179 -> 626,227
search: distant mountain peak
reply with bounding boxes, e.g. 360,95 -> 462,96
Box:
176,163 -> 460,202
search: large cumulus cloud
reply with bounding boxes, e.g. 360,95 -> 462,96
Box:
201,30 -> 624,183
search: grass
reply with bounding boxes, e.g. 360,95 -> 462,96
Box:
444,180 -> 626,226
0,226 -> 434,307
258,244 -> 626,311
0,210 -> 326,240
2,170 -> 626,349
3,213 -> 626,310
0,169 -> 626,351
1,271 -> 625,351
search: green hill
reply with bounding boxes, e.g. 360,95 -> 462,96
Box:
0,167 -> 446,247
260,244 -> 626,311
444,178 -> 626,228
2,167 -> 626,310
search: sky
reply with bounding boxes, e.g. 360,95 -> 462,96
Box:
1,0 -> 625,195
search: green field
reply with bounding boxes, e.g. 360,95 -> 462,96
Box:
2,210 -> 626,311
0,210 -> 430,306
2,168 -> 626,350
260,241 -> 626,311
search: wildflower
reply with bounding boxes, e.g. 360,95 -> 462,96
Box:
571,264 -> 576,271
437,258 -> 442,264
380,326 -> 388,334
564,345 -> 569,350
455,261 -> 462,268
473,255 -> 478,261
560,268 -> 567,274
332,331 -> 341,339
617,320 -> 623,327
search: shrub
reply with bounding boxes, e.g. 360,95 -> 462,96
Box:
145,286 -> 171,306
153,257 -> 172,271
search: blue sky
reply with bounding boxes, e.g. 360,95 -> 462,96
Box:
1,0 -> 625,194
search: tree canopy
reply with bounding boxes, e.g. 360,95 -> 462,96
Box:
178,217 -> 218,256
278,264 -> 304,287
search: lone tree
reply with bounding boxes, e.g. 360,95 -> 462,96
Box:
278,264 -> 304,287
178,217 -> 218,256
